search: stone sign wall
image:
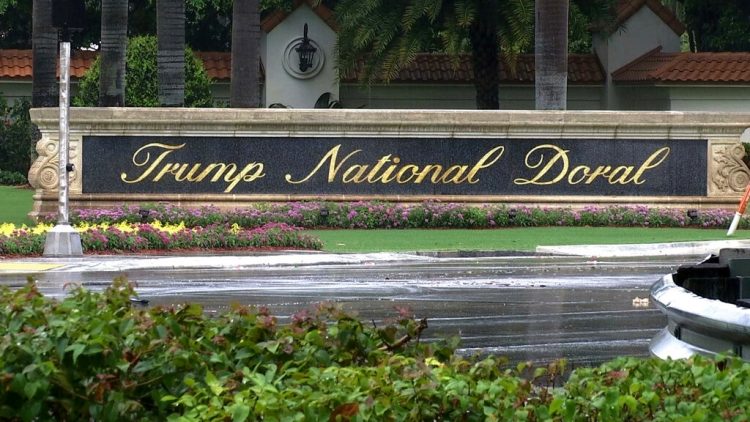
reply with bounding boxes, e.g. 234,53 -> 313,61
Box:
28,108 -> 750,218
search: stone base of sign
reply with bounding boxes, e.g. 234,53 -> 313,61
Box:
42,223 -> 83,257
27,108 -> 750,220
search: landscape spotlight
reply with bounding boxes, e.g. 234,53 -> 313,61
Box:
687,209 -> 699,223
508,209 -> 517,222
319,207 -> 329,222
138,208 -> 150,223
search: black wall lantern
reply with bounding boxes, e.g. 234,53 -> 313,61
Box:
52,0 -> 86,40
295,23 -> 317,72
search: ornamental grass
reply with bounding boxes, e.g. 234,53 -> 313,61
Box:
0,222 -> 321,256
38,202 -> 743,230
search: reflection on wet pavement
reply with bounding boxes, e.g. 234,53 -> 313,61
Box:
1,255 -> 690,366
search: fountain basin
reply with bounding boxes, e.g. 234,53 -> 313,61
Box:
650,249 -> 750,360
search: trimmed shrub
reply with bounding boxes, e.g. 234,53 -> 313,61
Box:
0,170 -> 27,185
0,97 -> 32,178
73,35 -> 213,107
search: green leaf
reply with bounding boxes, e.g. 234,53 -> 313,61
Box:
133,360 -> 157,373
617,394 -> 638,412
205,372 -> 224,396
231,404 -> 251,422
258,340 -> 280,354
23,381 -> 38,399
549,397 -> 564,414
156,325 -> 169,339
66,343 -> 86,364
628,381 -> 642,395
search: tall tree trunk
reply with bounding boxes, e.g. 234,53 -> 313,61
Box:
535,0 -> 568,110
230,0 -> 260,108
32,0 -> 57,108
157,0 -> 185,106
469,18 -> 500,110
99,0 -> 128,106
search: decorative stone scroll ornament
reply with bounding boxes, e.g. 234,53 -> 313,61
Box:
28,136 -> 79,191
711,143 -> 750,195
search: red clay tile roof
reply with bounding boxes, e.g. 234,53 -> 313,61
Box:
9,47 -> 750,85
0,49 -> 238,81
194,51 -> 232,81
70,50 -> 98,78
0,49 -> 34,79
616,0 -> 685,35
261,0 -> 337,33
1,49 -> 99,79
1,49 -> 602,84
340,53 -> 605,84
612,47 -> 750,84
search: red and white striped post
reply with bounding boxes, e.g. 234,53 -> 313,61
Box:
727,184 -> 750,236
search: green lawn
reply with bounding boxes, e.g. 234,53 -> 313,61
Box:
309,227 -> 750,252
0,185 -> 35,226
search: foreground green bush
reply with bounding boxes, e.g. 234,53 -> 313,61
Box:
2,280 -> 750,421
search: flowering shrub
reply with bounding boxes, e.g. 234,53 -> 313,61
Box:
39,202 -> 743,230
0,222 -> 321,256
2,280 -> 750,420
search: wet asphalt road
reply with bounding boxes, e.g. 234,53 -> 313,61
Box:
1,254 -> 698,367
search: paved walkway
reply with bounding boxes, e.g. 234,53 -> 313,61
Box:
2,239 -> 750,275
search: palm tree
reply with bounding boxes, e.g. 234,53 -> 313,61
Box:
157,0 -> 185,106
230,0 -> 260,108
99,0 -> 128,106
31,0 -> 57,108
535,0 -> 568,110
330,0 -> 534,110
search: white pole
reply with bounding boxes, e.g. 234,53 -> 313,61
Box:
43,39 -> 82,256
58,41 -> 70,224
727,212 -> 742,237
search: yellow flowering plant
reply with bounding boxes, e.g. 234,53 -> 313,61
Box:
0,221 -> 322,256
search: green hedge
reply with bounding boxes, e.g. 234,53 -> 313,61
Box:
73,35 -> 213,107
2,280 -> 749,421
0,97 -> 32,180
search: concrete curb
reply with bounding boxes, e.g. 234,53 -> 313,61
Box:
0,252 -> 438,274
2,239 -> 749,275
536,239 -> 750,258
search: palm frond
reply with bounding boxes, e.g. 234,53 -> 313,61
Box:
454,0 -> 477,29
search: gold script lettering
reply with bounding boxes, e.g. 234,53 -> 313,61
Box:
514,144 -> 569,185
121,143 -> 185,183
285,145 -> 505,185
514,145 -> 671,186
120,142 -> 265,192
285,144 -> 361,184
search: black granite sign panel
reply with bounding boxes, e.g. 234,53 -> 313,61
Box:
82,136 -> 707,196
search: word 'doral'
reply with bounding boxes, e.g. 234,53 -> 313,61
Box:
514,144 -> 671,186
117,142 -> 670,193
